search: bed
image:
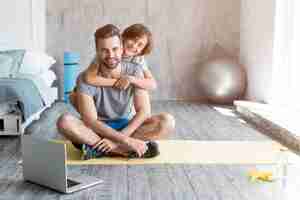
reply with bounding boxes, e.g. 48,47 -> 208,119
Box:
0,78 -> 57,133
0,49 -> 57,134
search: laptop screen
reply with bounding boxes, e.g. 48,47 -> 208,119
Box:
22,136 -> 68,191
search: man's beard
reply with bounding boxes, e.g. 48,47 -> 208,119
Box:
102,57 -> 121,69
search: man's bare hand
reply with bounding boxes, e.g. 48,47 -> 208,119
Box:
124,137 -> 147,157
93,138 -> 118,153
114,76 -> 131,90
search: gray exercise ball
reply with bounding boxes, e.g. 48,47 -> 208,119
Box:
197,57 -> 247,104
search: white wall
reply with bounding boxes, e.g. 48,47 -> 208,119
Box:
0,0 -> 278,102
0,0 -> 45,51
47,0 -> 241,100
240,0 -> 276,102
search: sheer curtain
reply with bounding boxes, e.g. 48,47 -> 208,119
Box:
269,0 -> 300,109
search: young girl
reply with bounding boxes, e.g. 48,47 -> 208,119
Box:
82,23 -> 157,91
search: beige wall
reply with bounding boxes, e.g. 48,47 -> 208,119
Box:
47,0 -> 240,100
240,0 -> 276,102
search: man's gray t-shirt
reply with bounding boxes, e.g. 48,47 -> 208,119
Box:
77,60 -> 143,121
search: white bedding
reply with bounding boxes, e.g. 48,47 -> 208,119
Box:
15,72 -> 57,133
15,73 -> 57,106
40,70 -> 56,87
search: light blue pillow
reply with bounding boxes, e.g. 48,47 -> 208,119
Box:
0,49 -> 25,77
0,55 -> 13,77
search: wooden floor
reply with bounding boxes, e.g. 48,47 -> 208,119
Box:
0,101 -> 283,200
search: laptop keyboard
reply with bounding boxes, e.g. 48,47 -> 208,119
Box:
67,179 -> 80,188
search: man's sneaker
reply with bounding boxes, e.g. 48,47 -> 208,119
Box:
128,141 -> 160,158
81,144 -> 104,160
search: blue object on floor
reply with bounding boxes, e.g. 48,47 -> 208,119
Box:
64,52 -> 80,103
64,52 -> 80,65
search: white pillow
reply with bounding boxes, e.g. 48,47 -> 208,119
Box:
40,70 -> 56,87
18,51 -> 56,75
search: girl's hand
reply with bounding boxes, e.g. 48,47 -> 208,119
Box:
114,76 -> 131,90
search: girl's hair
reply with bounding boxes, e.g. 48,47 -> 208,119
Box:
122,24 -> 153,55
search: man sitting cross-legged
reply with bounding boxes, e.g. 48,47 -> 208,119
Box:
56,24 -> 175,159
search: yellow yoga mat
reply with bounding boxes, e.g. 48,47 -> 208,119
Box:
53,140 -> 285,165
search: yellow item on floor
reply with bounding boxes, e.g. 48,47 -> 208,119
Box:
248,169 -> 274,182
52,140 -> 285,165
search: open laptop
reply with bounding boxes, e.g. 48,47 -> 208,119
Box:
22,135 -> 103,193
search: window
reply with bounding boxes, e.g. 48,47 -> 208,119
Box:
269,0 -> 300,109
